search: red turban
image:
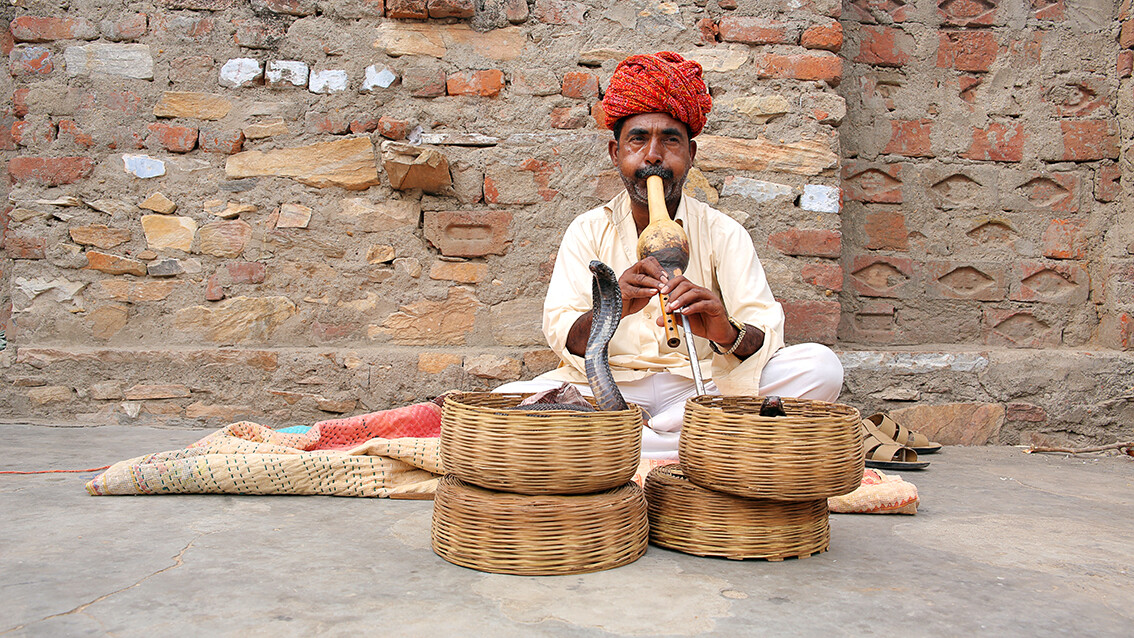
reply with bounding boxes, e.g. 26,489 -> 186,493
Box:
602,51 -> 713,137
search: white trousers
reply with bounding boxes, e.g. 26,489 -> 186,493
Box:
494,342 -> 844,460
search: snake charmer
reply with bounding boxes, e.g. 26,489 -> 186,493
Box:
496,51 -> 844,459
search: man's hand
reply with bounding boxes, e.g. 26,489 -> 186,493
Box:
618,256 -> 668,319
656,274 -> 734,343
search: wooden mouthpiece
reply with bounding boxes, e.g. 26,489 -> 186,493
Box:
639,175 -> 688,348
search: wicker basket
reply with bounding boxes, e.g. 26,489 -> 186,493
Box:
645,464 -> 829,561
679,395 -> 864,501
431,475 -> 649,575
440,392 -> 644,495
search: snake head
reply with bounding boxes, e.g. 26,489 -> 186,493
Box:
588,260 -> 615,281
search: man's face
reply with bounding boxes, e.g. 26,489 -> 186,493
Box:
608,112 -> 697,210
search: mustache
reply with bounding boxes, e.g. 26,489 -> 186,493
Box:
634,165 -> 674,180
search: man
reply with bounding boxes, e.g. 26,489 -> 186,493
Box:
496,51 -> 843,459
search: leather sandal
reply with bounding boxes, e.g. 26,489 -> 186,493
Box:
861,420 -> 929,470
865,413 -> 942,454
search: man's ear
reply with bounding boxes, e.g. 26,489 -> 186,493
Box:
608,138 -> 619,166
689,139 -> 697,163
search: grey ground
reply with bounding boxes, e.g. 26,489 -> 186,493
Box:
1,423 -> 1131,637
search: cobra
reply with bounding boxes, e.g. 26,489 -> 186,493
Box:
585,260 -> 629,411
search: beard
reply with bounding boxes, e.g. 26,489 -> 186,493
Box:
621,165 -> 685,208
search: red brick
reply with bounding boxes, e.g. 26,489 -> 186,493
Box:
561,71 -> 599,99
1047,79 -> 1106,117
198,128 -> 245,154
423,210 -> 513,257
925,261 -> 1006,300
1122,19 -> 1134,49
847,300 -> 897,341
57,120 -> 94,149
983,309 -> 1060,348
0,20 -> 12,55
1041,218 -> 1087,259
10,17 -> 97,42
12,88 -> 28,117
962,122 -> 1024,162
0,205 -> 8,249
404,66 -> 446,97
1006,402 -> 1047,422
102,13 -> 148,41
718,17 -> 792,45
386,0 -> 428,19
882,119 -> 932,158
532,0 -> 587,25
504,0 -> 528,23
592,101 -> 609,129
755,52 -> 841,84
8,156 -> 94,185
849,255 -> 914,298
1010,261 -> 1089,304
0,116 -> 14,151
1032,0 -> 1064,21
782,299 -> 840,345
846,0 -> 910,22
305,110 -> 350,135
855,26 -> 911,67
378,116 -> 412,140
233,19 -> 285,49
447,70 -> 505,97
1060,120 -> 1119,161
227,261 -> 266,284
1099,313 -> 1133,350
312,320 -> 356,342
697,18 -> 719,44
550,106 -> 589,129
349,117 -> 378,134
801,22 -> 842,52
519,158 -> 560,201
768,229 -> 841,258
1120,51 -> 1134,78
959,75 -> 982,103
9,46 -> 54,75
1097,164 -> 1120,202
169,56 -> 213,84
937,31 -> 999,72
863,208 -> 909,251
103,90 -> 142,115
937,0 -> 997,26
252,0 -> 318,15
146,123 -> 198,153
841,161 -> 903,203
428,0 -> 475,18
11,119 -> 56,147
801,263 -> 843,291
205,274 -> 225,301
4,234 -> 46,258
108,127 -> 145,150
1006,172 -> 1079,212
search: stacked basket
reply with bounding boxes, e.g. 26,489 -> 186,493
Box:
645,395 -> 864,561
431,392 -> 649,575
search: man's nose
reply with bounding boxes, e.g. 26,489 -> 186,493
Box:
643,137 -> 663,164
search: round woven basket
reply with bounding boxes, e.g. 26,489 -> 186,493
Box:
645,464 -> 829,561
679,395 -> 864,501
440,392 -> 643,495
431,475 -> 649,575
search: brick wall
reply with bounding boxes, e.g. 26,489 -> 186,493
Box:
0,0 -> 848,426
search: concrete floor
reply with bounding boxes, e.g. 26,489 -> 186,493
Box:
1,423 -> 1131,637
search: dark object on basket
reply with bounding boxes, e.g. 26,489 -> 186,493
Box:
759,395 -> 786,417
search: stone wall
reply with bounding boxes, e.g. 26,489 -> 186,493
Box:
0,0 -> 849,427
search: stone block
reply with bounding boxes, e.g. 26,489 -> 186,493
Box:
532,0 -> 587,25
1011,261 -> 1089,304
681,44 -> 749,73
93,280 -> 179,303
381,141 -> 451,193
768,229 -> 842,258
199,220 -> 252,258
446,70 -> 504,97
153,92 -> 232,121
124,384 -> 191,400
5,235 -> 47,259
841,161 -> 903,203
28,386 -> 73,405
924,261 -> 1007,301
801,184 -> 841,213
728,95 -> 790,124
226,137 -> 381,190
70,224 -> 131,249
803,92 -> 846,126
233,19 -> 285,49
85,251 -> 147,276
697,135 -> 838,176
850,255 -> 915,298
719,17 -> 793,45
428,0 -> 475,18
252,0 -> 318,15
276,203 -> 312,229
377,286 -> 479,345
367,245 -> 396,263
464,354 -> 522,380
430,260 -> 487,283
219,58 -> 263,88
782,299 -> 840,345
362,65 -> 398,91
169,56 -> 213,84
265,60 -> 309,88
174,296 -> 297,343
11,17 -> 98,42
338,198 -> 420,232
504,0 -> 529,23
418,352 -> 462,374
310,70 -> 349,94
147,259 -> 183,277
8,156 -> 94,185
488,298 -> 543,346
887,403 -> 1004,445
141,215 -> 197,252
63,43 -> 153,79
140,192 -> 177,214
720,176 -> 794,203
199,129 -> 245,154
936,31 -> 998,72
9,46 -> 54,75
244,120 -> 289,140
123,154 -> 166,179
962,122 -> 1025,162
227,262 -> 267,284
157,0 -> 234,8
854,26 -> 912,67
424,210 -> 513,257
523,349 -> 560,375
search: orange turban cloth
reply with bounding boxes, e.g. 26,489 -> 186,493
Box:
602,51 -> 713,137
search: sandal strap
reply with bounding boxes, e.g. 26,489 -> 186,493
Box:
867,413 -> 934,448
861,421 -> 919,463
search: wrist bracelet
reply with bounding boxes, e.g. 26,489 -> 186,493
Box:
709,316 -> 746,356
